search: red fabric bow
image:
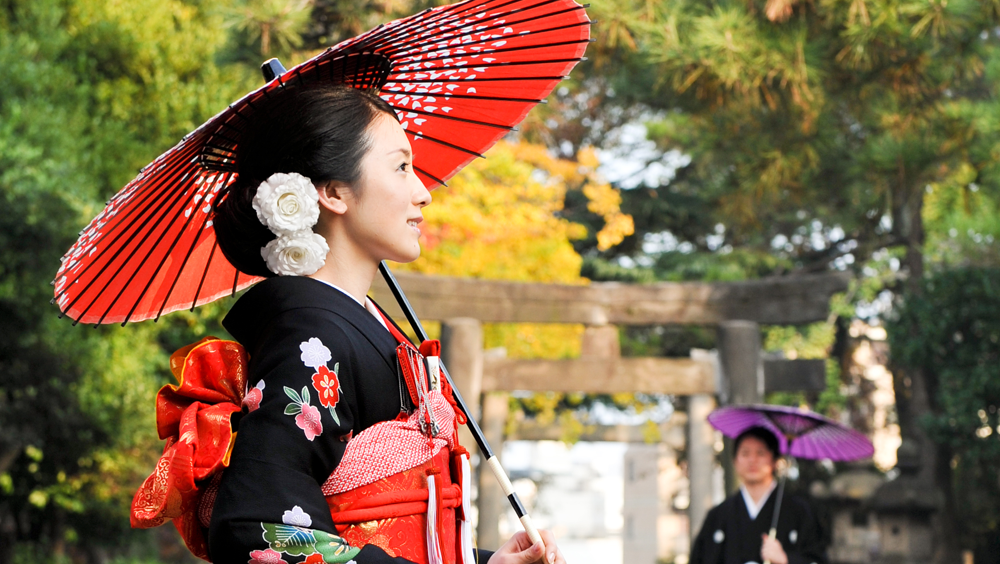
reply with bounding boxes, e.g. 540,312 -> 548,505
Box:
131,337 -> 249,561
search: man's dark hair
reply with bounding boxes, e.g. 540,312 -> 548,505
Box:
734,426 -> 781,459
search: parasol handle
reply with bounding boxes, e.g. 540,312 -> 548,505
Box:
378,262 -> 544,547
763,527 -> 777,564
762,469 -> 788,564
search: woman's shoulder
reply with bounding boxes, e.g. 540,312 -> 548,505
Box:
231,276 -> 351,316
223,277 -> 391,355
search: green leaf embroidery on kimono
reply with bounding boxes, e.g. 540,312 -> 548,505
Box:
260,524 -> 360,563
262,523 -> 316,555
313,530 -> 361,563
284,386 -> 303,404
284,386 -> 307,415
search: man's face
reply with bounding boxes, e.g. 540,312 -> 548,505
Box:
734,435 -> 776,487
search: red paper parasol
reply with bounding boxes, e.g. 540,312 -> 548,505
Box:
53,0 -> 590,325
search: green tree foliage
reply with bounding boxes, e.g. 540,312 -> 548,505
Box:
887,267 -> 1000,559
568,0 -> 1000,279
0,0 -> 252,560
224,0 -> 313,60
302,0 -> 418,50
557,2 -> 1000,557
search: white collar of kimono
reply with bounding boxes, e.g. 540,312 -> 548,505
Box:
740,480 -> 777,520
312,278 -> 389,332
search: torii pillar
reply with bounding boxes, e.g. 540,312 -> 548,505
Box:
440,317 -> 507,550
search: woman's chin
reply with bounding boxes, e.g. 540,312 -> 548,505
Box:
385,246 -> 421,264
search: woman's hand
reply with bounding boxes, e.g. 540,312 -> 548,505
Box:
760,534 -> 788,564
488,530 -> 565,564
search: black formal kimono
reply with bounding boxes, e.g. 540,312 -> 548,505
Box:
207,276 -> 492,564
690,487 -> 826,564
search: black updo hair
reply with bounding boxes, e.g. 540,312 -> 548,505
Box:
734,426 -> 781,460
213,85 -> 398,277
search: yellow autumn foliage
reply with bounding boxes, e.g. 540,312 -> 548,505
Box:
394,140 -> 633,360
403,141 -> 586,283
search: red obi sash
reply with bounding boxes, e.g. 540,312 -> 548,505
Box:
130,337 -> 248,560
325,447 -> 473,564
319,311 -> 476,564
131,317 -> 475,564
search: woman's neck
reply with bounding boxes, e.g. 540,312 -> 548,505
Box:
308,245 -> 379,304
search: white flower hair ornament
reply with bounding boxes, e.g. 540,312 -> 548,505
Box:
251,172 -> 328,276
261,230 -> 330,277
253,172 -> 320,234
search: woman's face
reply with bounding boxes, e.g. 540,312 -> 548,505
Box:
343,113 -> 431,264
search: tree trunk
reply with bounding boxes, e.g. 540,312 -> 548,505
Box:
890,179 -> 961,563
0,508 -> 15,564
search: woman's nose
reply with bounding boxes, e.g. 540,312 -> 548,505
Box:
413,177 -> 432,207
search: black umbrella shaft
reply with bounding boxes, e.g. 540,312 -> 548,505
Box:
378,262 -> 543,545
378,262 -> 493,458
769,474 -> 786,533
763,464 -> 789,564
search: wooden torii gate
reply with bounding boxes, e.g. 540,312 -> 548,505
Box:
371,270 -> 848,549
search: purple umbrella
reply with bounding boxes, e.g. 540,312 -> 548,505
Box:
707,404 -> 873,563
707,404 -> 874,462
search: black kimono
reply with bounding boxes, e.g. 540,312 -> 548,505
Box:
208,276 -> 492,564
690,488 -> 826,564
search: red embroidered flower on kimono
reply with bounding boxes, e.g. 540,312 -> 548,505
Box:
248,548 -> 287,564
312,364 -> 340,409
296,403 -> 323,441
299,338 -> 342,425
303,554 -> 325,564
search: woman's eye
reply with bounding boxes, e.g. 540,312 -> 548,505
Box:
399,162 -> 410,172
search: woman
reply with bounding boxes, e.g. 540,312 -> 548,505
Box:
205,85 -> 564,564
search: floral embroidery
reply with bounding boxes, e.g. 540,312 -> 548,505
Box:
312,530 -> 361,563
244,380 -> 266,412
311,363 -> 342,424
299,337 -> 343,425
263,523 -> 315,553
249,548 -> 287,564
304,555 -> 325,564
282,505 -> 312,527
261,523 -> 361,563
300,338 -> 332,369
296,405 -> 323,440
284,387 -> 323,441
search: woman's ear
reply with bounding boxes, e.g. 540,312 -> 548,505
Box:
317,181 -> 350,215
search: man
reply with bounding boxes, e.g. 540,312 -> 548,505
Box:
690,427 -> 826,564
